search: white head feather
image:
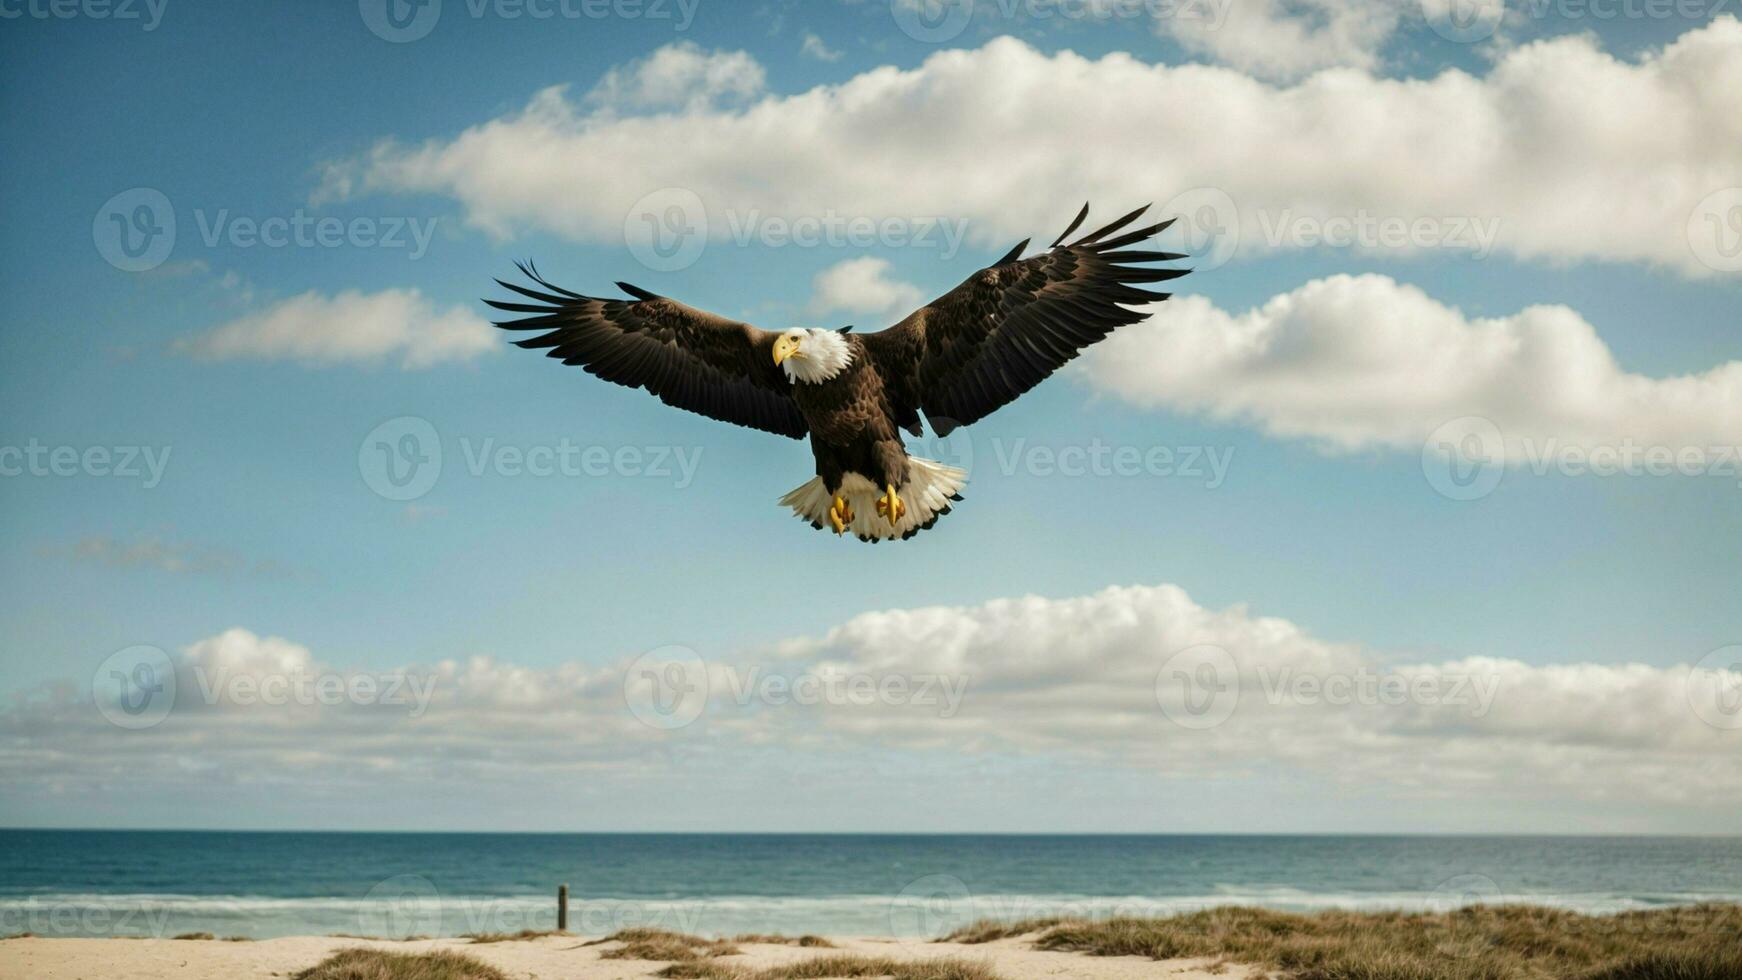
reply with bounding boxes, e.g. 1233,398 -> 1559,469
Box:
778,328 -> 853,385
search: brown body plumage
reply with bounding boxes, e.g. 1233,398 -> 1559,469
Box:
485,203 -> 1190,541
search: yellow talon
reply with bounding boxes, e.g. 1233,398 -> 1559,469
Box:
828,494 -> 853,535
874,484 -> 906,527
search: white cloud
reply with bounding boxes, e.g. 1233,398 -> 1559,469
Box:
315,22 -> 1742,274
6,589 -> 1737,822
1161,0 -> 1403,81
806,257 -> 926,320
587,42 -> 766,112
179,288 -> 494,369
1082,273 -> 1742,457
43,534 -> 297,580
801,31 -> 843,62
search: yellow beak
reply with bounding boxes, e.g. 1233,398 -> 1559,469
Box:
773,336 -> 801,365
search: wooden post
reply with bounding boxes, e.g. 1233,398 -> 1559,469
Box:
557,884 -> 568,932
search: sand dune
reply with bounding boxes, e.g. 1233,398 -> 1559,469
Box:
0,932 -> 1249,980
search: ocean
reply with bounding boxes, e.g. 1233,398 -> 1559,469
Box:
2,831 -> 1738,940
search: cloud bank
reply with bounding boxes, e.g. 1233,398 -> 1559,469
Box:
7,587 -> 1737,826
1081,273 -> 1742,457
179,288 -> 495,369
316,23 -> 1742,274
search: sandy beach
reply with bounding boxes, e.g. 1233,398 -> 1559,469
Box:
0,932 -> 1248,980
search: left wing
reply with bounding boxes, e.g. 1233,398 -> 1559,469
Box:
861,204 -> 1188,435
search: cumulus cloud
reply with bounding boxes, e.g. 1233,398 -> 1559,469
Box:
1081,274 -> 1742,457
6,589 -> 1737,816
800,32 -> 843,62
315,23 -> 1742,274
1161,0 -> 1403,81
806,257 -> 926,320
587,42 -> 766,112
178,288 -> 495,369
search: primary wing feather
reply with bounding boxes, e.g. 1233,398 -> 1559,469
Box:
864,204 -> 1188,435
486,263 -> 807,439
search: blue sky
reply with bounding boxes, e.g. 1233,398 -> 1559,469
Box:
1,0 -> 1739,832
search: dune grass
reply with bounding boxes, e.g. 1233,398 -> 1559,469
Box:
292,948 -> 508,980
944,904 -> 1742,980
731,933 -> 837,947
460,928 -> 568,943
656,954 -> 1003,980
590,926 -> 743,961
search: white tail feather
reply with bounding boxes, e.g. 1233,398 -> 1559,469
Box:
779,457 -> 967,542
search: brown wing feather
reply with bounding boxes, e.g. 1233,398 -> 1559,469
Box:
862,205 -> 1189,435
486,263 -> 807,439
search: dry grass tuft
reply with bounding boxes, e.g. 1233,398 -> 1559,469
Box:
730,934 -> 837,947
941,918 -> 1065,944
591,927 -> 742,962
461,929 -> 568,944
998,903 -> 1742,980
292,948 -> 509,980
656,953 -> 1004,980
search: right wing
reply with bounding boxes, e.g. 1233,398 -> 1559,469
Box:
486,263 -> 808,439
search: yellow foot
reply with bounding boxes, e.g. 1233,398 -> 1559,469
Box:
873,484 -> 907,527
828,494 -> 854,535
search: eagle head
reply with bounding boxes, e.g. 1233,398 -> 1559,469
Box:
773,328 -> 853,385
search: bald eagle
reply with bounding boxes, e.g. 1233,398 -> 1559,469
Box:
486,204 -> 1188,542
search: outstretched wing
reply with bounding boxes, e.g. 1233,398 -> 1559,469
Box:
863,204 -> 1188,435
486,263 -> 807,439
